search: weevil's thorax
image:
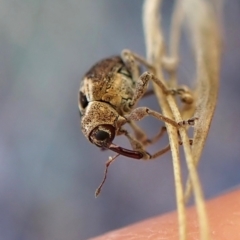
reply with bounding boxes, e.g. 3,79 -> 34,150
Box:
79,56 -> 135,116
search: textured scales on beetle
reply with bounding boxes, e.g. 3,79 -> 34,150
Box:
78,50 -> 197,161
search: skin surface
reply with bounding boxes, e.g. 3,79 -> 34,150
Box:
91,189 -> 240,240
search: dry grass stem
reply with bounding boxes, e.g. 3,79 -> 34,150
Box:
143,0 -> 186,239
182,0 -> 221,202
143,0 -> 221,240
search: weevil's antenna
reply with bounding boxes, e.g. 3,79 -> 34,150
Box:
95,154 -> 120,197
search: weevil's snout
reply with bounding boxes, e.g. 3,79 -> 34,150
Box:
90,124 -> 116,148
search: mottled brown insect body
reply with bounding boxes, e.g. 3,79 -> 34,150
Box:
79,55 -> 144,158
79,56 -> 136,116
79,50 -> 196,160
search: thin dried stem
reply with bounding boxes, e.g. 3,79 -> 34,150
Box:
143,0 -> 221,240
143,1 -> 186,239
182,0 -> 221,203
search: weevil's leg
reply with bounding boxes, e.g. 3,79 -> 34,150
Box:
119,128 -> 150,159
149,145 -> 171,159
177,129 -> 193,148
140,72 -> 194,105
121,49 -> 141,84
129,121 -> 166,146
126,107 -> 198,128
128,71 -> 194,109
121,50 -> 194,104
178,137 -> 194,146
127,107 -> 178,127
144,126 -> 167,145
149,138 -> 194,159
147,138 -> 194,160
120,128 -> 194,161
121,49 -> 154,71
168,85 -> 194,104
146,71 -> 194,104
120,128 -> 171,160
121,51 -> 159,107
121,50 -> 166,92
127,121 -> 147,143
148,138 -> 194,160
148,73 -> 194,105
178,117 -> 198,127
121,51 -> 169,106
150,137 -> 194,160
129,72 -> 153,108
122,50 -> 182,83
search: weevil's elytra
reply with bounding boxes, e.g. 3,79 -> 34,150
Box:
79,50 -> 196,161
80,56 -> 137,115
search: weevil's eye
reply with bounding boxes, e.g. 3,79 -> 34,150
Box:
95,130 -> 109,141
90,124 -> 115,148
79,91 -> 88,109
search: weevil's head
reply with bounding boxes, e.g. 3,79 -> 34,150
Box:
80,101 -> 143,159
80,101 -> 126,149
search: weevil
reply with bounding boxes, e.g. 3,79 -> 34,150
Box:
79,49 -> 195,159
78,50 -> 195,195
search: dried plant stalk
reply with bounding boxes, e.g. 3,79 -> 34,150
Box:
143,1 -> 187,239
143,0 -> 221,240
182,0 -> 221,202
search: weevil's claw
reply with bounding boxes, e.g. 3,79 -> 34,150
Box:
178,117 -> 199,127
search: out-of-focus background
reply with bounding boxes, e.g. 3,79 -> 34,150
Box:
0,0 -> 240,239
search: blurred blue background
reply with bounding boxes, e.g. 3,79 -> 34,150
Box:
0,0 -> 240,239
